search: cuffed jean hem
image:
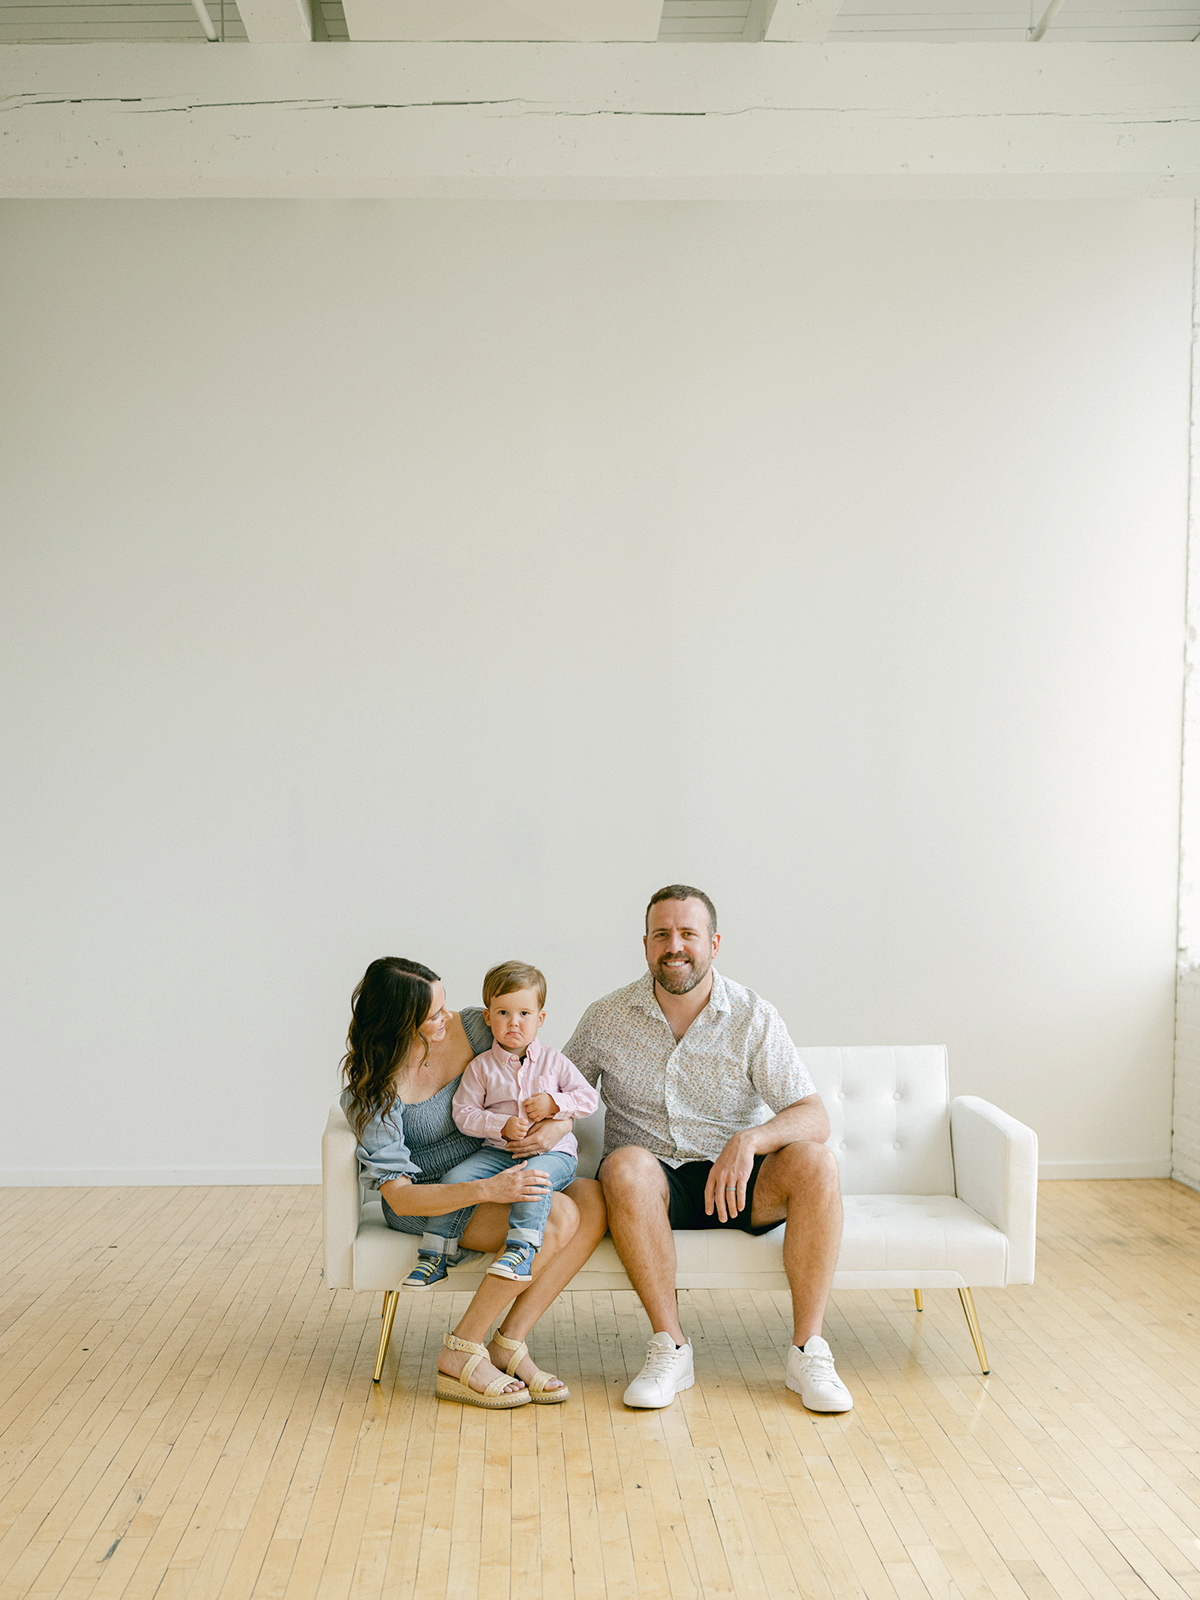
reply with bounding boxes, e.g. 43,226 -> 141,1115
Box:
506,1226 -> 544,1247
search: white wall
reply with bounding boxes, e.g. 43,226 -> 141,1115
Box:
1173,214 -> 1200,1195
0,198 -> 1190,1183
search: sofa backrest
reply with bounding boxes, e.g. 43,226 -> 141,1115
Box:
803,1045 -> 953,1196
574,1044 -> 954,1197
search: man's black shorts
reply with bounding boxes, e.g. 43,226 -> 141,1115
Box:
661,1154 -> 781,1236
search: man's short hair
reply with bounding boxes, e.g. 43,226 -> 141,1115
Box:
482,960 -> 547,1009
644,885 -> 718,938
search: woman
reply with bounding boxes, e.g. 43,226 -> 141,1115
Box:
341,956 -> 607,1408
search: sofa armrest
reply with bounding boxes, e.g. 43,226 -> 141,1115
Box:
950,1096 -> 1038,1285
322,1103 -> 361,1290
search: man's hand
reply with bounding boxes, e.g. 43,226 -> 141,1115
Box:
502,1114 -> 532,1142
704,1131 -> 759,1223
522,1092 -> 560,1122
505,1118 -> 572,1158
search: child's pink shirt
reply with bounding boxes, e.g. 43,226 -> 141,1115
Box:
452,1037 -> 600,1155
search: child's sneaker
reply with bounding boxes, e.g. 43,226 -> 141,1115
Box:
403,1251 -> 450,1290
486,1242 -> 537,1282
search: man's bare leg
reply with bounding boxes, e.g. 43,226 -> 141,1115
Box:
599,1146 -> 683,1342
750,1140 -> 843,1347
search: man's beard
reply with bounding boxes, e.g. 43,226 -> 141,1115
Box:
652,954 -> 710,995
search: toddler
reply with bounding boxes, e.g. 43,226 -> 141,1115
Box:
402,960 -> 598,1289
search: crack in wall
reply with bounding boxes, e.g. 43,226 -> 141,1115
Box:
2,92 -> 1199,122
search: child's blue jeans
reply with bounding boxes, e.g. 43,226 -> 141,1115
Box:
431,1146 -> 578,1248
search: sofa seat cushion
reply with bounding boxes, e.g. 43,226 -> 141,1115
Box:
350,1193 -> 1009,1293
835,1194 -> 1008,1284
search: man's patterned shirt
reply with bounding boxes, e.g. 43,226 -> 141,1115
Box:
564,970 -> 817,1166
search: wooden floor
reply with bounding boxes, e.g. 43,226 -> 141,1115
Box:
3,1181 -> 1200,1600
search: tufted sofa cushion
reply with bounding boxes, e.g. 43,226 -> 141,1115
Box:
804,1046 -> 955,1196
573,1045 -> 954,1196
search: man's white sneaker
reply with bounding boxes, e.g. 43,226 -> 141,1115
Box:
623,1333 -> 695,1409
786,1336 -> 853,1413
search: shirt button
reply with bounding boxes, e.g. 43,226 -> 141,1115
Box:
839,1142 -> 847,1151
894,1142 -> 901,1150
837,1091 -> 845,1100
893,1092 -> 901,1101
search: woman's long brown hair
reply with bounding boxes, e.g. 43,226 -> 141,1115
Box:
341,957 -> 441,1142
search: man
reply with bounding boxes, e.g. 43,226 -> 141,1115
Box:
565,885 -> 851,1413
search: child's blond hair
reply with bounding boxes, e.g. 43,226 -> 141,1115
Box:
482,961 -> 547,1009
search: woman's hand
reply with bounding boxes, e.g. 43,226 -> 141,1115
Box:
480,1161 -> 553,1206
505,1118 -> 571,1158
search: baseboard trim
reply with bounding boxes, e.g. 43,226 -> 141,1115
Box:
1038,1158 -> 1172,1180
0,1166 -> 323,1188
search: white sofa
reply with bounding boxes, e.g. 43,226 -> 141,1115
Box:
322,1045 -> 1038,1382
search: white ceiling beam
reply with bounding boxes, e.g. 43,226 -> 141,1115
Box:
1,43 -> 1198,199
343,0 -> 662,42
760,0 -> 844,43
238,0 -> 314,41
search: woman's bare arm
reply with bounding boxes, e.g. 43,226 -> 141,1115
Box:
380,1163 -> 550,1216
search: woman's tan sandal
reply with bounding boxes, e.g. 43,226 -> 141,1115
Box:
435,1333 -> 532,1409
491,1331 -> 570,1404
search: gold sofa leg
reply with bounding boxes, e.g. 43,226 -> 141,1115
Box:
374,1290 -> 400,1383
958,1287 -> 990,1374
913,1289 -> 923,1311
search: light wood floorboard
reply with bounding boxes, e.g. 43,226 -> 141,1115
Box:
2,1179 -> 1200,1599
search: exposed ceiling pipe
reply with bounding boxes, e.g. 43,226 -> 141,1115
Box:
1029,0 -> 1066,40
191,0 -> 219,39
